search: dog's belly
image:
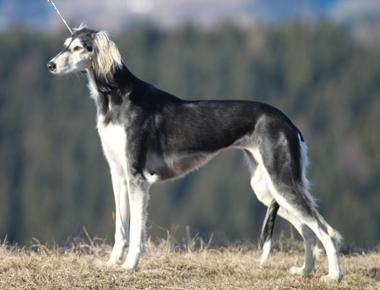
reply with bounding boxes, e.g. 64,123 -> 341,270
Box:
97,121 -> 127,173
144,150 -> 215,182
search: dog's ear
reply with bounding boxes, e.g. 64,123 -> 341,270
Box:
92,31 -> 122,76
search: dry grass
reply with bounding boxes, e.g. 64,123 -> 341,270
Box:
0,238 -> 379,289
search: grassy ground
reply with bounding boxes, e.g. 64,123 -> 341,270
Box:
0,238 -> 379,289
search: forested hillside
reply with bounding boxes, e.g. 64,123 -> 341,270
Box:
0,21 -> 379,247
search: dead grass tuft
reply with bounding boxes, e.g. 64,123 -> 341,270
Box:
0,238 -> 379,289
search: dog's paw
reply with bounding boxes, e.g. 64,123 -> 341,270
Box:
289,266 -> 304,275
320,273 -> 343,283
289,267 -> 309,276
106,258 -> 123,267
121,263 -> 137,271
255,256 -> 268,267
122,256 -> 139,271
289,266 -> 311,276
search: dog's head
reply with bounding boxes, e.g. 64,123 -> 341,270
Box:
47,25 -> 122,76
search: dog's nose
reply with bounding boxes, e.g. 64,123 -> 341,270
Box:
47,61 -> 56,72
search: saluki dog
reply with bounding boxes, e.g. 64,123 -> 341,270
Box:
48,26 -> 343,282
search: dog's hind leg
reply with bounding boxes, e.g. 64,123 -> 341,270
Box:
263,158 -> 343,281
246,149 -> 280,265
245,149 -> 279,265
255,196 -> 316,274
256,195 -> 316,274
277,207 -> 317,275
107,165 -> 130,266
249,128 -> 342,281
303,211 -> 343,282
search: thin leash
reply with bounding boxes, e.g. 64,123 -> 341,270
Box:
46,0 -> 73,34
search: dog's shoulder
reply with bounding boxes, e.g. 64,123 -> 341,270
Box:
128,82 -> 183,113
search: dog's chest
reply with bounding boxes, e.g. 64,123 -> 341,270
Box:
97,121 -> 127,167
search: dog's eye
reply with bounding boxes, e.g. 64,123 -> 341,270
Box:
73,46 -> 83,51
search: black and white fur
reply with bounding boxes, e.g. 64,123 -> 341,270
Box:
48,26 -> 343,281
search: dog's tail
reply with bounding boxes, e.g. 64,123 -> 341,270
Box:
259,199 -> 279,249
313,210 -> 343,251
258,199 -> 279,264
298,135 -> 343,251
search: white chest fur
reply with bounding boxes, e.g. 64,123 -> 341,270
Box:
88,74 -> 128,174
97,120 -> 128,172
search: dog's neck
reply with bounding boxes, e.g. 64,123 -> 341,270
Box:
87,62 -> 139,123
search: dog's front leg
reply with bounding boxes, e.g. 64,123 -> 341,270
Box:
122,175 -> 149,270
107,167 -> 130,266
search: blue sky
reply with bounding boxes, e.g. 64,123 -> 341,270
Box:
0,0 -> 379,32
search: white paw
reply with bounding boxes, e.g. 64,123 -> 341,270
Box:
320,273 -> 343,283
256,256 -> 268,267
106,257 -> 123,266
256,240 -> 271,266
122,255 -> 139,270
122,262 -> 136,271
289,266 -> 308,276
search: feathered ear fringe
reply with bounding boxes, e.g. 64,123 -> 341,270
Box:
92,31 -> 122,77
73,23 -> 88,32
